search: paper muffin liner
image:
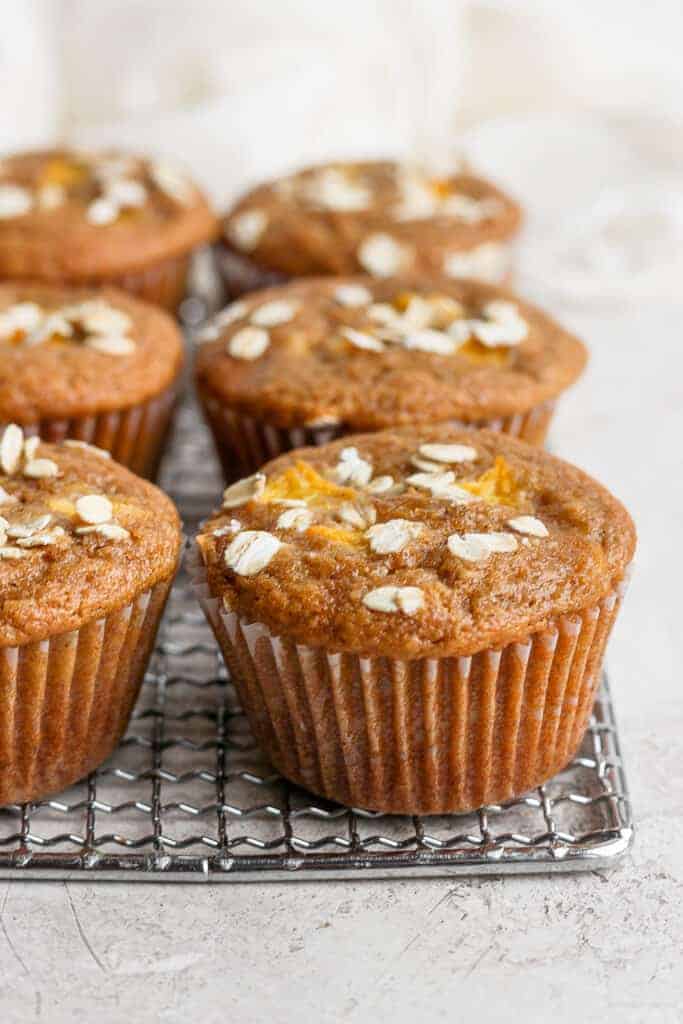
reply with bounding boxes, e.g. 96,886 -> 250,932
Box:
214,242 -> 289,300
198,389 -> 556,482
91,252 -> 191,312
0,576 -> 174,806
214,240 -> 516,300
2,378 -> 180,481
190,544 -> 627,815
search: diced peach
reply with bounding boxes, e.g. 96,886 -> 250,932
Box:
40,158 -> 87,187
261,461 -> 356,505
460,456 -> 520,506
458,339 -> 510,367
306,524 -> 363,547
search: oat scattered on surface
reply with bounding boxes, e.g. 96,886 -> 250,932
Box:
507,515 -> 549,538
366,475 -> 395,495
212,519 -> 242,538
227,326 -> 270,361
301,168 -> 371,212
75,522 -> 130,541
0,183 -> 33,219
0,545 -> 27,559
366,518 -> 423,554
332,447 -> 373,487
224,530 -> 282,576
250,300 -> 299,327
406,469 -> 473,504
357,233 -> 410,276
276,507 -> 314,533
23,458 -> 59,479
150,161 -> 193,204
418,442 -> 477,464
340,326 -> 385,352
227,208 -> 268,251
75,494 -> 114,525
443,241 -> 509,284
0,424 -> 24,475
337,502 -> 376,529
63,440 -> 111,459
86,196 -> 119,225
362,585 -> 424,615
333,283 -> 372,307
222,473 -> 266,509
447,531 -> 518,562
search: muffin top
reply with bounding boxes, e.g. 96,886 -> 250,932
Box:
0,283 -> 184,421
197,426 -> 635,659
0,426 -> 182,647
221,160 -> 521,279
0,149 -> 217,280
194,277 -> 587,426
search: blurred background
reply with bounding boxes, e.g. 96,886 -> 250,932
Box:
3,0 -> 683,304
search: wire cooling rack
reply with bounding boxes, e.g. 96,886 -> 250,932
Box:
0,401 -> 634,882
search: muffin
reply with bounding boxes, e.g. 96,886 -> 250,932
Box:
0,426 -> 182,805
0,148 -> 217,310
0,282 -> 184,478
192,426 -> 635,815
217,160 -> 521,298
195,276 -> 586,479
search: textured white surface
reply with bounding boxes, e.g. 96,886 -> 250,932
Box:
1,297 -> 682,1023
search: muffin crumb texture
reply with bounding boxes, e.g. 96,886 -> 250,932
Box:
197,427 -> 635,659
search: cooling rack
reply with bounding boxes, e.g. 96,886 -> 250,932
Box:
0,398 -> 634,882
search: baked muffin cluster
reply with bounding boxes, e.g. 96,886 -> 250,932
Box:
0,140 -> 635,817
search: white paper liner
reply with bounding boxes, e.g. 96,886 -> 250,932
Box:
214,242 -> 287,299
199,391 -> 556,482
214,240 -> 516,299
190,544 -> 628,815
95,252 -> 191,312
1,380 -> 179,480
0,576 -> 174,806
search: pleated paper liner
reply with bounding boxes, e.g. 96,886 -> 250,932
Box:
198,388 -> 556,483
90,252 -> 191,313
0,576 -> 174,806
214,242 -> 287,301
1,379 -> 179,481
214,241 -> 516,302
191,545 -> 627,815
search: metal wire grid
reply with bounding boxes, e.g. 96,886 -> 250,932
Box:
0,402 -> 633,881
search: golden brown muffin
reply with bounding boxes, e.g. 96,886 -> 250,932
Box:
195,276 -> 587,478
0,283 -> 184,477
217,160 -> 522,297
0,428 -> 182,804
0,149 -> 218,310
194,426 -> 635,814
